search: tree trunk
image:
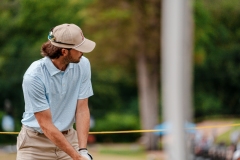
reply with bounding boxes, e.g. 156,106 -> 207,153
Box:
134,0 -> 160,150
136,52 -> 159,150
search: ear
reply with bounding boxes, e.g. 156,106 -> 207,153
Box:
61,49 -> 69,56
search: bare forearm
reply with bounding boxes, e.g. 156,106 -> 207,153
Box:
75,100 -> 90,148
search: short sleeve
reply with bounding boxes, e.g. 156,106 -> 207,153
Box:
22,74 -> 49,113
78,58 -> 94,99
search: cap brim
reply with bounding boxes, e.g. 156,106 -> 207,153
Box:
74,38 -> 96,53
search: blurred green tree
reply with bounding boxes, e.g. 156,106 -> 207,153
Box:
82,0 -> 160,150
194,0 -> 240,117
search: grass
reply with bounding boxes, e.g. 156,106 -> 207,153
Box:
215,119 -> 240,145
96,143 -> 146,156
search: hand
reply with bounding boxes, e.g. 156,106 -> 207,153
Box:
78,148 -> 93,160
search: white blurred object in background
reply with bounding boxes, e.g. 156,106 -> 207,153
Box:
2,114 -> 14,132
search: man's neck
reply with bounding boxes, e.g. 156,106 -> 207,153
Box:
51,58 -> 68,71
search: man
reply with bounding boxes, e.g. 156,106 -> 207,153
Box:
16,23 -> 96,160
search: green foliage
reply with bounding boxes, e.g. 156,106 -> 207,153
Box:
194,0 -> 215,65
90,68 -> 138,118
92,112 -> 141,142
0,111 -> 5,131
194,0 -> 240,117
195,92 -> 223,117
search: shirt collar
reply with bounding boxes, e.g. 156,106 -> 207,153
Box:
44,57 -> 73,76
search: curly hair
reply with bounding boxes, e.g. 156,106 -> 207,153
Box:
41,41 -> 63,59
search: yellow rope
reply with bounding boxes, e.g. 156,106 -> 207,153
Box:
0,123 -> 240,135
0,132 -> 19,135
89,129 -> 162,134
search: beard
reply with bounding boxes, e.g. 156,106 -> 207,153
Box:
65,53 -> 81,63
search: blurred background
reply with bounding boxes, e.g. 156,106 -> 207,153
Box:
0,0 -> 240,159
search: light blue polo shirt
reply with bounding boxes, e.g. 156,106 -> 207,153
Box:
21,56 -> 93,133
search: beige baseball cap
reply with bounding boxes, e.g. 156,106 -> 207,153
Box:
48,23 -> 96,53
